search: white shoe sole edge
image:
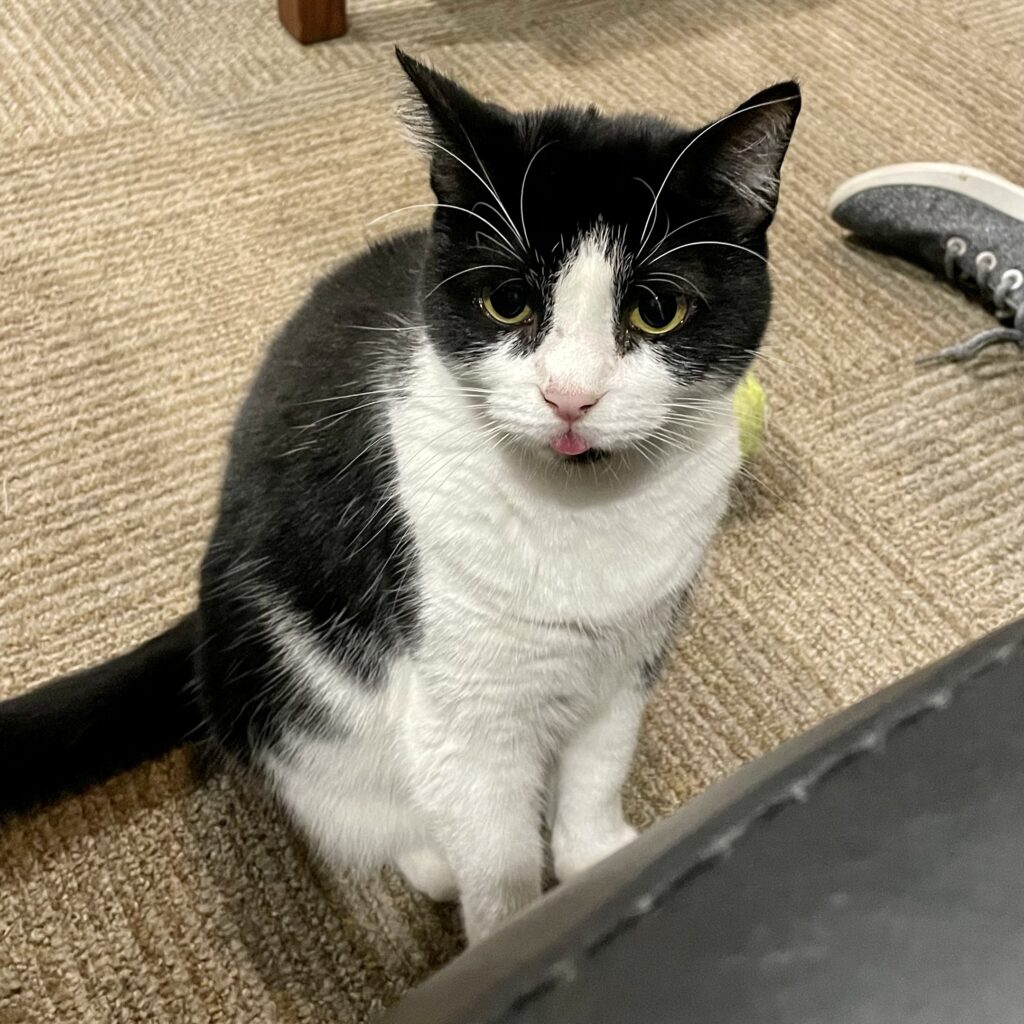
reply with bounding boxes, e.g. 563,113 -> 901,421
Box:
827,162 -> 1024,221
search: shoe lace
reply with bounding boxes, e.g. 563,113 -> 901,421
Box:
916,236 -> 1024,365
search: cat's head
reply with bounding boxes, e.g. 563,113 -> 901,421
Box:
397,49 -> 799,463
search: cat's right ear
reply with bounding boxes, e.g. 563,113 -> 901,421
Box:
697,82 -> 801,235
395,48 -> 515,205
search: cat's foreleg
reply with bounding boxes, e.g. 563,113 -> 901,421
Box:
407,707 -> 545,943
395,843 -> 458,902
551,681 -> 646,882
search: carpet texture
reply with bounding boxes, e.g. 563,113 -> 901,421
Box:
1,0 -> 1022,1020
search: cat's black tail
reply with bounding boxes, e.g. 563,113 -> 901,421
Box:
0,614 -> 202,820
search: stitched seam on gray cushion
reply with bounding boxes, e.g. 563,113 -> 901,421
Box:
503,632 -> 1024,1018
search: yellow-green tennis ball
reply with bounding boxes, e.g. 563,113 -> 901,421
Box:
734,373 -> 766,461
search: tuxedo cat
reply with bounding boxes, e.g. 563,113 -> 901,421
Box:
1,50 -> 799,943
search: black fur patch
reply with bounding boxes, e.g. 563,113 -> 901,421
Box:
197,233 -> 427,760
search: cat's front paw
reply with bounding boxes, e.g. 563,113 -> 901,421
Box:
553,820 -> 639,883
397,845 -> 458,903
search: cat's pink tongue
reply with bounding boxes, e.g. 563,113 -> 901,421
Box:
551,431 -> 590,456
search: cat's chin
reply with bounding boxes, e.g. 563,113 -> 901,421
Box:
564,447 -> 607,464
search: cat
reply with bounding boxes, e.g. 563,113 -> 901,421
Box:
0,49 -> 800,944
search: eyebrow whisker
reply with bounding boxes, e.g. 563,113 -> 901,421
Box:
425,264 -> 518,298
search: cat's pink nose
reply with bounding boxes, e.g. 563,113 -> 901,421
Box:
542,386 -> 603,423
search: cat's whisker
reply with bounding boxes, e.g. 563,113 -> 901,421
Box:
295,396 -> 491,437
647,240 -> 768,266
632,176 -> 657,203
745,347 -> 801,373
278,441 -> 320,458
661,406 -> 723,423
488,274 -> 525,298
519,140 -> 557,249
366,202 -> 520,256
662,395 -> 734,408
455,132 -> 526,249
649,424 -> 716,445
645,212 -> 674,265
641,272 -> 709,306
658,412 -> 727,427
641,432 -> 701,461
297,387 -> 406,407
628,435 -> 661,470
667,393 -> 732,409
475,201 -> 523,248
425,264 -> 518,299
646,421 -> 792,503
655,410 -> 722,431
474,234 -> 518,260
423,138 -> 524,249
639,214 -> 721,265
604,451 -> 623,485
299,383 -> 491,408
324,427 -> 402,488
365,202 -> 438,227
737,462 -> 786,503
630,177 -> 662,260
338,324 -> 427,332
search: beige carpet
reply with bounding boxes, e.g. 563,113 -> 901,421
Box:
2,0 -> 1023,1019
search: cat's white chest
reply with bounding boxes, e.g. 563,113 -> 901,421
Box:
440,463 -> 723,627
389,351 -> 739,635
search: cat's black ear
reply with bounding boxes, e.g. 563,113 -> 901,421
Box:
395,48 -> 515,205
700,81 -> 801,234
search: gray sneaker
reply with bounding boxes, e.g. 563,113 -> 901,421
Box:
828,162 -> 1024,364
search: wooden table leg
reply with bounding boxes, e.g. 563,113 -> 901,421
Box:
278,0 -> 347,43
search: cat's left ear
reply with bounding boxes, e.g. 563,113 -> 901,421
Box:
701,82 -> 801,234
395,48 -> 516,205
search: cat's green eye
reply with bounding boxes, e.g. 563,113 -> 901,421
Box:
481,283 -> 533,326
628,292 -> 688,335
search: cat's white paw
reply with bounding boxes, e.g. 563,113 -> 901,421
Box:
553,820 -> 639,883
397,845 -> 458,903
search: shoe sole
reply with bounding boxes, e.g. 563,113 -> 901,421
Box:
827,162 -> 1024,221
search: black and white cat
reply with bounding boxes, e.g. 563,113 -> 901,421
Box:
1,51 -> 799,943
